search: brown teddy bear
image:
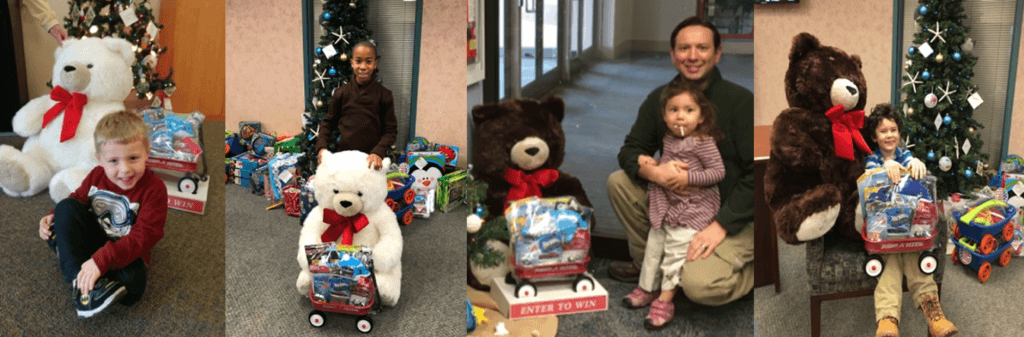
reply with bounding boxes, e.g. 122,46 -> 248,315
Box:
765,32 -> 872,245
467,96 -> 593,289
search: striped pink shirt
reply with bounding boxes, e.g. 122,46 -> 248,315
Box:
648,133 -> 725,231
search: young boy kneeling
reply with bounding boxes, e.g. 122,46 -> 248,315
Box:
38,111 -> 167,318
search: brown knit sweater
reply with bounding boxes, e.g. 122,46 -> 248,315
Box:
315,73 -> 398,158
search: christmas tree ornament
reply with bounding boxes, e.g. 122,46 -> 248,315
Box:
350,1 -> 357,8
907,106 -> 915,115
328,67 -> 337,76
918,5 -> 928,16
315,99 -> 322,108
961,37 -> 974,52
904,60 -> 912,71
927,22 -> 946,43
943,115 -> 951,125
322,12 -> 331,20
903,71 -> 922,93
340,53 -> 348,62
939,156 -> 952,171
935,53 -> 944,63
924,93 -> 938,108
953,51 -> 962,62
928,150 -> 936,161
969,126 -> 975,133
938,82 -> 956,104
922,70 -> 931,80
909,46 -> 916,55
965,169 -> 973,178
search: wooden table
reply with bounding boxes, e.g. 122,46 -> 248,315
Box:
753,125 -> 780,293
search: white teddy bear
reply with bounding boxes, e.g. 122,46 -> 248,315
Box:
297,151 -> 404,306
1,37 -> 134,202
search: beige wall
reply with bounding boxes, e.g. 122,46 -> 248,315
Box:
416,1 -> 468,167
629,0 -> 696,51
600,0 -> 633,59
20,0 -> 161,98
753,0 -> 893,126
224,0 -> 303,135
1011,19 -> 1024,155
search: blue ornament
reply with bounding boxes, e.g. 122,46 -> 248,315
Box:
943,115 -> 952,125
922,70 -> 931,80
965,73 -> 971,79
323,12 -> 331,20
909,46 -> 917,55
953,52 -> 962,62
965,169 -> 973,178
927,151 -> 936,161
918,5 -> 928,16
316,47 -> 322,55
474,205 -> 485,217
328,68 -> 337,76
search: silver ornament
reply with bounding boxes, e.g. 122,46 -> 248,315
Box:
924,93 -> 938,108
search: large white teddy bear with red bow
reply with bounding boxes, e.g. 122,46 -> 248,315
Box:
296,151 -> 404,306
1,37 -> 134,203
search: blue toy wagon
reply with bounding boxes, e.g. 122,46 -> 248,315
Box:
950,198 -> 1017,283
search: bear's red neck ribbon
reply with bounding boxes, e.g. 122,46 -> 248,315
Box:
504,167 -> 559,208
42,86 -> 88,143
322,209 -> 369,245
825,104 -> 872,161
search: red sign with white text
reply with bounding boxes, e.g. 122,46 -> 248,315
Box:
508,295 -> 607,319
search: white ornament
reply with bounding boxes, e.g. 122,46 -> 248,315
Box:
902,72 -> 922,93
924,93 -> 938,108
332,27 -> 349,45
939,156 -> 952,171
312,68 -> 328,87
918,42 -> 934,58
968,92 -> 984,109
938,81 -> 957,104
934,113 -> 943,131
962,139 -> 972,156
961,37 -> 974,52
905,136 -> 915,149
927,22 -> 946,44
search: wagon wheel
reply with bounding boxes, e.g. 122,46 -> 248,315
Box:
309,310 -> 326,327
386,198 -> 398,211
978,261 -> 992,283
1003,222 -> 1015,242
864,254 -> 884,278
573,274 -> 594,292
952,224 -> 961,240
980,234 -> 996,255
355,315 -> 374,333
999,247 -> 1012,267
403,189 -> 415,204
515,281 -> 537,298
402,209 -> 414,225
951,248 -> 960,265
918,251 -> 938,275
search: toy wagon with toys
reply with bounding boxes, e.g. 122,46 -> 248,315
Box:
385,172 -> 416,225
949,198 -> 1017,283
857,169 -> 943,278
140,107 -> 209,195
304,243 -> 381,332
502,196 -> 595,298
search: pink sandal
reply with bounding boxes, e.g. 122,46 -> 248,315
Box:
622,287 -> 658,308
644,299 -> 675,330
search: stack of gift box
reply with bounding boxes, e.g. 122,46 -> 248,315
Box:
225,121 -> 306,216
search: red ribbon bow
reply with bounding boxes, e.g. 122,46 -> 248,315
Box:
321,209 -> 369,245
825,104 -> 872,161
42,86 -> 89,143
503,167 -> 559,208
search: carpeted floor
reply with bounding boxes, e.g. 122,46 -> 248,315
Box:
755,236 -> 1024,336
0,121 -> 226,335
225,184 -> 463,336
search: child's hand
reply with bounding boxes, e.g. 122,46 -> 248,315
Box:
907,157 -> 927,179
637,155 -> 656,167
76,259 -> 101,295
367,154 -> 383,170
38,214 -> 54,240
883,160 -> 903,183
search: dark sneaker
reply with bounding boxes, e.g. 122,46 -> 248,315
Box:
46,232 -> 57,254
73,278 -> 127,318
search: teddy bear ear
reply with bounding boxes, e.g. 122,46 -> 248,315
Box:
54,37 -> 80,60
101,37 -> 136,67
471,103 -> 501,126
789,32 -> 821,62
539,96 -> 565,122
851,54 -> 863,69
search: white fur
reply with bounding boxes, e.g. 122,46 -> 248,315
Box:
296,151 -> 403,306
2,37 -> 133,202
795,203 -> 841,241
830,78 -> 860,111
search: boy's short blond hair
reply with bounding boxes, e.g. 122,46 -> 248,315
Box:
94,110 -> 150,154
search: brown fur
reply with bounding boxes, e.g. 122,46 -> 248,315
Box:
765,33 -> 868,244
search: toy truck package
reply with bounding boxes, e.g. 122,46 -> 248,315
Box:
505,196 -> 594,268
857,169 -> 942,278
304,243 -> 375,307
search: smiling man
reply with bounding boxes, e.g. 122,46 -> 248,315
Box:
607,16 -> 755,307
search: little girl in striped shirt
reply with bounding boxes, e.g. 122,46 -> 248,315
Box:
623,79 -> 725,330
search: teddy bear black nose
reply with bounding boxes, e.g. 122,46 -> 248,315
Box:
340,201 -> 352,208
525,147 -> 540,156
846,86 -> 857,95
63,65 -> 76,72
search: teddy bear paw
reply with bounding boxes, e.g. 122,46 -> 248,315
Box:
0,158 -> 30,193
795,203 -> 841,241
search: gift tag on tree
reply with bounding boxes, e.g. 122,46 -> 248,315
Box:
120,5 -> 139,26
85,7 -> 97,26
147,21 -> 159,40
322,44 -> 338,59
934,113 -> 943,131
968,92 -> 984,109
962,139 -> 971,156
918,42 -> 934,58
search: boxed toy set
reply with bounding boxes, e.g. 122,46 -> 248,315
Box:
138,108 -> 211,214
506,196 -> 593,268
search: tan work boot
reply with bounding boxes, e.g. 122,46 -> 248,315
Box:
875,316 -> 899,337
920,294 -> 958,337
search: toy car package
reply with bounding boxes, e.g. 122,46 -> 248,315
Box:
857,169 -> 939,243
505,196 -> 594,267
140,108 -> 205,162
304,243 -> 375,307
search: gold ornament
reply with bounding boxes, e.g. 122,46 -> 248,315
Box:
935,53 -> 944,63
907,106 -> 914,115
315,99 -> 322,107
969,126 -> 975,133
350,2 -> 357,8
340,53 -> 348,61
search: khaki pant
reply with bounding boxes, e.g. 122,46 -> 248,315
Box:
639,226 -> 698,292
607,170 -> 755,305
874,251 -> 938,322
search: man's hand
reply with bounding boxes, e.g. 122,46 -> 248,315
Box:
48,25 -> 68,45
687,221 -> 727,261
367,153 -> 383,170
39,214 -> 54,240
76,259 -> 101,295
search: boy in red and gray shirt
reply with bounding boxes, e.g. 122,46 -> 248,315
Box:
38,110 -> 167,318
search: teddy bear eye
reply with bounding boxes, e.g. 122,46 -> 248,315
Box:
87,64 -> 93,69
333,189 -> 339,194
357,191 -> 363,197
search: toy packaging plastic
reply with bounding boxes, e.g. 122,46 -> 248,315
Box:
140,108 -> 205,163
305,243 -> 375,306
506,196 -> 594,267
857,169 -> 939,242
432,143 -> 459,166
238,121 -> 261,142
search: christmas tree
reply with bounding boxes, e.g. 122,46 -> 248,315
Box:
899,0 -> 988,198
466,180 -> 510,268
297,0 -> 374,177
62,0 -> 172,99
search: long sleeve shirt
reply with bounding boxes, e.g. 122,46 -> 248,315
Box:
617,68 -> 755,234
865,146 -> 915,170
21,0 -> 60,31
648,134 -> 725,231
315,73 -> 398,159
